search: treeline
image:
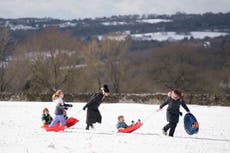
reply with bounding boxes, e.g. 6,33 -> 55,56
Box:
1,92 -> 229,106
3,12 -> 230,42
0,27 -> 229,102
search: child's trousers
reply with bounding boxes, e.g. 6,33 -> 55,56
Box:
163,122 -> 177,137
49,115 -> 66,127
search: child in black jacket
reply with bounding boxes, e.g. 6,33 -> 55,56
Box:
157,90 -> 190,137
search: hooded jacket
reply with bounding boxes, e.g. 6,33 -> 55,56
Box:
160,97 -> 190,123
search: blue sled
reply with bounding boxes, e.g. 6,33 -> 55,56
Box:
184,113 -> 199,135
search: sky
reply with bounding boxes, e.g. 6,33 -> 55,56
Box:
0,0 -> 229,19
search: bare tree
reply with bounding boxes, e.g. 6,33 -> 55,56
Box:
83,40 -> 104,90
101,35 -> 131,93
83,34 -> 131,93
149,43 -> 201,91
11,28 -> 83,94
0,28 -> 14,92
220,59 -> 230,93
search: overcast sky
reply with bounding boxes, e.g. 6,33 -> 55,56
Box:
0,0 -> 229,19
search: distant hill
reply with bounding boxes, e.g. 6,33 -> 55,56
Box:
0,12 -> 229,96
0,12 -> 230,42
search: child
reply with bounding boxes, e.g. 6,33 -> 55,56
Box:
116,115 -> 140,129
41,108 -> 53,125
49,90 -> 67,128
63,109 -> 68,120
116,115 -> 129,129
157,90 -> 190,137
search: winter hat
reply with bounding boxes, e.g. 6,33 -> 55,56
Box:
103,84 -> 110,93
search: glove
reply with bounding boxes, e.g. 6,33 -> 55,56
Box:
156,108 -> 161,112
64,103 -> 73,107
83,106 -> 87,110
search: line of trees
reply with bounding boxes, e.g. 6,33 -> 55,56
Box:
0,27 -> 229,96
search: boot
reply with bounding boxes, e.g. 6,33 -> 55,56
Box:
162,129 -> 167,135
90,124 -> 94,129
86,124 -> 90,130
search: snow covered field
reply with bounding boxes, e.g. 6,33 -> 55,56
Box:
0,102 -> 230,153
131,31 -> 228,41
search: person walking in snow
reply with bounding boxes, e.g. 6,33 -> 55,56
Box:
49,90 -> 72,127
83,84 -> 110,130
157,90 -> 190,137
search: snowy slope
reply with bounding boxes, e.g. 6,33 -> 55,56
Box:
131,31 -> 228,41
0,102 -> 230,153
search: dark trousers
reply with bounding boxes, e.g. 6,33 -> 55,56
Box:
86,123 -> 94,130
163,122 -> 177,137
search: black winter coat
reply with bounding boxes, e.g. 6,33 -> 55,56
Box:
54,104 -> 65,115
41,114 -> 53,125
54,103 -> 72,115
84,92 -> 104,124
160,97 -> 190,123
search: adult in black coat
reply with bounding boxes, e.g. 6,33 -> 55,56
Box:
83,84 -> 110,130
157,90 -> 190,137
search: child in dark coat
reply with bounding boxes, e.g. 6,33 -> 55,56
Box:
157,90 -> 190,137
63,109 -> 68,120
41,108 -> 53,125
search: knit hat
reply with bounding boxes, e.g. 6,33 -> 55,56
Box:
103,84 -> 110,93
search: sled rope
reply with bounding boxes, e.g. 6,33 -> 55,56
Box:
68,106 -> 83,117
142,111 -> 156,123
73,108 -> 83,116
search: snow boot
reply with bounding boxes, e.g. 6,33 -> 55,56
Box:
162,129 -> 167,135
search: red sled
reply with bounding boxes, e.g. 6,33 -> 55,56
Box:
118,122 -> 143,133
41,117 -> 79,132
41,124 -> 66,132
66,117 -> 79,127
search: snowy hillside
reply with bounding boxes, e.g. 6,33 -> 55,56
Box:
0,102 -> 230,153
131,31 -> 228,41
1,13 -> 230,43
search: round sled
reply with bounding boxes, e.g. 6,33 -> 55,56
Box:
184,113 -> 199,135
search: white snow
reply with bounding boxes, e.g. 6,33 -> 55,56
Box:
101,21 -> 127,26
6,24 -> 37,31
0,102 -> 230,153
101,19 -> 172,26
137,19 -> 172,24
132,31 -> 228,41
58,22 -> 77,28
